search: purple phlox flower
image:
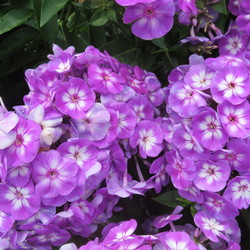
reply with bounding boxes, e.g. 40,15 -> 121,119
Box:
0,110 -> 18,149
236,13 -> 250,35
145,75 -> 165,106
107,171 -> 147,198
192,108 -> 228,151
177,0 -> 197,15
88,63 -> 125,94
57,138 -> 98,170
210,66 -> 250,105
218,100 -> 250,138
227,241 -> 241,250
123,0 -> 175,40
48,52 -> 73,74
166,148 -> 196,189
27,224 -> 71,247
128,95 -> 154,122
101,86 -> 136,106
141,216 -> 158,235
202,192 -> 239,221
228,0 -> 244,16
101,219 -> 142,249
0,211 -> 15,233
48,44 -> 75,60
159,117 -> 174,143
6,164 -> 31,187
194,211 -> 229,243
29,105 -> 63,147
0,180 -> 40,220
184,64 -> 214,90
168,64 -> 189,84
172,124 -> 208,160
225,220 -> 241,244
115,0 -> 155,6
178,184 -> 204,203
168,81 -> 208,118
130,120 -> 163,158
194,159 -> 230,192
219,28 -> 248,56
72,103 -> 111,141
55,77 -> 95,119
110,102 -> 137,139
79,240 -> 109,250
180,36 -> 210,45
158,231 -> 199,250
108,142 -> 127,172
149,156 -> 169,193
32,150 -> 79,199
153,206 -> 183,229
223,176 -> 250,209
4,116 -> 41,167
212,138 -> 250,172
69,199 -> 95,227
205,55 -> 248,70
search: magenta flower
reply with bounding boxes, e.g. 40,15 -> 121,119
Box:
32,150 -> 79,199
6,164 -> 31,187
177,0 -> 197,15
130,120 -> 163,158
210,66 -> 250,105
223,176 -> 250,209
48,53 -> 73,74
168,81 -> 208,118
55,77 -> 95,119
0,180 -> 40,220
236,14 -> 250,35
72,103 -> 111,141
115,0 -> 154,6
0,211 -> 15,233
194,211 -> 229,243
166,148 -> 196,189
194,159 -> 230,192
88,64 -> 124,94
4,116 -> 41,167
158,231 -> 199,250
123,0 -> 175,40
178,185 -> 204,203
192,108 -> 228,151
218,100 -> 250,139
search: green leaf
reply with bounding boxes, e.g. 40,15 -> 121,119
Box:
89,10 -> 108,26
0,26 -> 39,59
32,0 -> 42,27
152,190 -> 191,208
152,37 -> 167,49
0,9 -> 33,35
211,0 -> 228,15
190,206 -> 197,217
40,14 -> 58,43
107,9 -> 117,22
40,0 -> 68,27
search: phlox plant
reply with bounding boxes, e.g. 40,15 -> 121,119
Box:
1,0 -> 250,249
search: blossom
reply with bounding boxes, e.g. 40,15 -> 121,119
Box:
55,77 -> 95,119
194,159 -> 230,192
123,0 -> 175,40
32,150 -> 79,199
192,108 -> 228,151
217,100 -> 250,138
0,180 -> 40,220
130,120 -> 163,158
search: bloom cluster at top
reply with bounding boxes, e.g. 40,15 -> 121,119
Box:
1,1 -> 250,249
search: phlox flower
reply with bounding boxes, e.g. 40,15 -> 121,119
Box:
202,192 -> 239,221
48,52 -> 73,74
184,64 -> 214,90
223,176 -> 250,209
210,66 -> 250,105
194,211 -> 229,243
153,206 -> 183,229
168,81 -> 208,118
4,116 -> 41,167
194,159 -> 230,192
88,64 -> 125,94
178,185 -> 204,203
217,100 -> 250,138
130,120 -> 163,158
166,148 -> 196,189
0,110 -> 18,149
0,180 -> 40,220
236,13 -> 250,35
72,103 -> 110,141
0,211 -> 15,233
6,164 -> 31,187
32,150 -> 79,199
55,77 -> 95,119
115,0 -> 154,6
177,0 -> 197,15
192,108 -> 228,151
123,0 -> 175,40
158,231 -> 199,250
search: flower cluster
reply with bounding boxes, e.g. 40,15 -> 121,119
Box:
1,1 -> 250,249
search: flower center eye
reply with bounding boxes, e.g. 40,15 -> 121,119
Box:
207,168 -> 215,175
229,116 -> 236,122
209,123 -> 216,129
15,191 -> 23,198
16,135 -> 23,146
239,184 -> 247,191
50,171 -> 57,177
71,94 -> 79,103
228,82 -> 236,89
145,9 -> 154,16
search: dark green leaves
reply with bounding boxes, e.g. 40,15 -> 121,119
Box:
89,11 -> 109,26
0,9 -> 33,35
